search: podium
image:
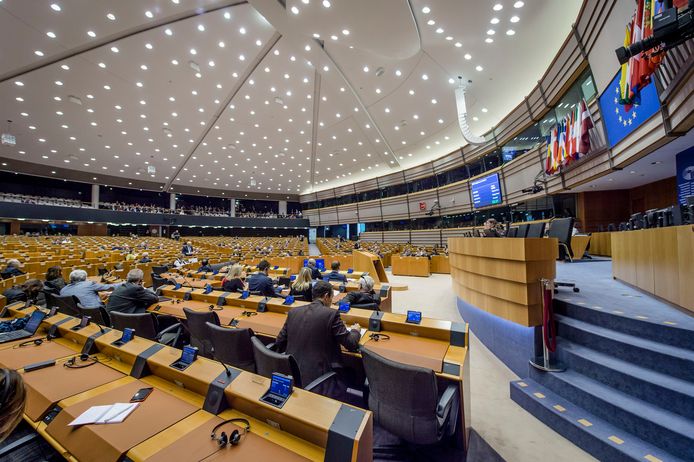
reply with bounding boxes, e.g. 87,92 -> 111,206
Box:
352,251 -> 389,283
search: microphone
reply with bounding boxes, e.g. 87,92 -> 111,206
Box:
218,358 -> 232,377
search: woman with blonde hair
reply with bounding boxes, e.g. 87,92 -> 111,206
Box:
290,267 -> 313,301
222,264 -> 246,293
0,368 -> 26,442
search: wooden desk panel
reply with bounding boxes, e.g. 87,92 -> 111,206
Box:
430,255 -> 450,273
0,340 -> 75,370
361,333 -> 448,372
590,232 -> 612,256
570,235 -> 591,260
391,256 -> 431,277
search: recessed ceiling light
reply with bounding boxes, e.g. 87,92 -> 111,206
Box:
171,59 -> 178,65
197,24 -> 205,31
34,50 -> 44,56
455,42 -> 462,47
422,6 -> 431,13
60,64 -> 69,70
448,78 -> 455,84
291,6 -> 299,14
409,89 -> 415,95
322,0 -> 331,7
239,27 -> 246,34
493,3 -> 503,11
54,80 -> 63,86
342,29 -> 350,35
431,98 -> 437,104
165,28 -> 173,36
435,27 -> 444,33
190,48 -> 197,55
46,31 -> 56,38
87,30 -> 96,37
514,1 -> 524,7
510,15 -> 520,23
421,73 -> 428,80
145,10 -> 153,18
14,81 -> 23,86
104,84 -> 111,90
472,116 -> 479,121
50,3 -> 61,11
506,29 -> 515,35
363,65 -> 369,72
224,11 -> 231,19
140,64 -> 148,70
110,46 -> 119,53
239,54 -> 245,61
491,18 -> 500,24
485,38 -> 494,43
476,65 -> 483,71
481,107 -> 488,112
427,19 -> 435,25
106,12 -> 115,20
145,43 -> 153,49
487,29 -> 495,35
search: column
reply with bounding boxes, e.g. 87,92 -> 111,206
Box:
278,200 -> 287,216
170,193 -> 176,211
229,198 -> 236,217
91,184 -> 99,208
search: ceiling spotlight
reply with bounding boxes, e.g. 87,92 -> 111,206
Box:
485,38 -> 494,43
363,65 -> 369,72
482,107 -> 488,112
421,73 -> 428,80
197,24 -> 205,31
331,35 -> 338,40
487,29 -> 495,35
514,1 -> 524,7
50,3 -> 61,11
87,30 -> 96,37
476,65 -> 483,71
165,28 -> 173,36
506,29 -> 515,35
145,43 -> 153,49
34,50 -> 44,56
464,53 -> 472,59
190,48 -> 197,55
455,41 -> 462,47
322,0 -> 331,7
145,10 -> 153,18
14,81 -> 23,86
110,46 -> 119,53
491,18 -> 499,24
422,6 -> 430,13
427,19 -> 435,25
291,6 -> 299,14
46,31 -> 56,38
224,11 -> 231,19
435,27 -> 444,34
106,13 -> 115,20
342,29 -> 350,35
493,3 -> 503,11
239,27 -> 246,34
510,15 -> 520,22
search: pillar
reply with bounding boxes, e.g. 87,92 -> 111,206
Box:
91,184 -> 99,208
278,200 -> 287,216
229,198 -> 236,217
170,193 -> 176,211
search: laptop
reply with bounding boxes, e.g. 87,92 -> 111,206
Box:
0,310 -> 47,344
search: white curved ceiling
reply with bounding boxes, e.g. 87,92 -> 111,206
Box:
0,0 -> 581,196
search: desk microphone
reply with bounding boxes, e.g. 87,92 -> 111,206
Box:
217,358 -> 232,377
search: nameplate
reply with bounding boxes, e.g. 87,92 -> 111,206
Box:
203,368 -> 242,414
325,404 -> 367,462
130,343 -> 164,378
183,290 -> 193,301
450,322 -> 467,347
216,292 -> 230,306
47,317 -> 74,339
379,285 -> 390,297
257,299 -> 268,313
368,311 -> 384,332
81,327 -> 111,355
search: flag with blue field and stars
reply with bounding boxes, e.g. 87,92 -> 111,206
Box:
599,70 -> 660,148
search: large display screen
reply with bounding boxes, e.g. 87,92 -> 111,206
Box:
471,173 -> 502,208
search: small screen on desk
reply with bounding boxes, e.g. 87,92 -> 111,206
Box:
338,301 -> 350,312
270,373 -> 293,398
121,328 -> 134,343
406,310 -> 422,324
181,346 -> 197,365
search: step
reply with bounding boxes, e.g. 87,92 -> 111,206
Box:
555,314 -> 694,383
510,379 -> 686,462
557,339 -> 694,420
554,299 -> 694,351
529,368 -> 694,461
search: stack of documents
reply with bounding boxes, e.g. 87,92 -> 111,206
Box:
68,402 -> 139,426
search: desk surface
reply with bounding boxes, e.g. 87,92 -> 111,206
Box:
360,332 -> 449,372
0,340 -> 74,370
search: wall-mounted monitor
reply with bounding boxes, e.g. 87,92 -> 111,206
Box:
471,172 -> 502,208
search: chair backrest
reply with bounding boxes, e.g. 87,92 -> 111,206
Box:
506,227 -> 518,238
548,217 -> 575,259
183,307 -> 219,358
360,347 -> 441,445
77,304 -> 111,327
516,224 -> 529,238
207,323 -> 255,373
151,274 -> 167,291
526,222 -> 546,238
49,294 -> 81,317
110,312 -> 159,340
151,265 -> 168,275
251,336 -> 302,387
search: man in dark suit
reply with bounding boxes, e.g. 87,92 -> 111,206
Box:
306,258 -> 322,280
275,280 -> 361,398
326,261 -> 347,283
106,269 -> 158,314
181,241 -> 194,256
247,260 -> 276,297
1,259 -> 25,280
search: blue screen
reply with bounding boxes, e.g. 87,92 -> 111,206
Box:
283,296 -> 295,305
471,173 -> 502,208
24,310 -> 46,333
121,328 -> 134,343
181,346 -> 197,364
270,374 -> 292,398
339,301 -> 350,312
240,290 -> 249,299
406,310 -> 422,324
303,259 -> 325,270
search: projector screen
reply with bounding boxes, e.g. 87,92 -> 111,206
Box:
471,172 -> 502,208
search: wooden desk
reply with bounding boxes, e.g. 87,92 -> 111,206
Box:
159,273 -> 222,289
611,225 -> 694,312
590,232 -> 612,256
449,237 -> 557,326
352,251 -> 389,283
391,256 -> 431,277
430,255 -> 451,274
570,235 -> 591,260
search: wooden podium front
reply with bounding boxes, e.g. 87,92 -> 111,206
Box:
449,238 -> 558,326
352,251 -> 389,283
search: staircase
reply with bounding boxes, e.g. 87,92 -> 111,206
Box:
510,298 -> 694,462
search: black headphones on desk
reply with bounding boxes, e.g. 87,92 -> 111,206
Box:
63,354 -> 99,369
210,418 -> 251,447
369,333 -> 390,342
208,304 -> 223,312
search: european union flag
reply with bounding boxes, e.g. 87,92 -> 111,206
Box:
599,71 -> 661,148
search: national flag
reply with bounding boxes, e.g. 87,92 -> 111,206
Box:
619,23 -> 632,106
639,0 -> 655,84
558,121 -> 568,166
578,99 -> 594,155
545,126 -> 557,174
626,0 -> 645,110
566,107 -> 577,158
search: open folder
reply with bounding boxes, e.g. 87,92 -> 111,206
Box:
68,402 -> 139,426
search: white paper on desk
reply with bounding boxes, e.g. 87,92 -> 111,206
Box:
359,328 -> 367,337
68,402 -> 139,426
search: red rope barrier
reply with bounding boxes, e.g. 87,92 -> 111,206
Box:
543,285 -> 557,353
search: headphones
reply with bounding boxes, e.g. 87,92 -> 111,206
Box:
240,311 -> 257,317
208,304 -> 223,312
63,354 -> 98,369
15,338 -> 45,348
369,333 -> 390,342
210,418 -> 250,447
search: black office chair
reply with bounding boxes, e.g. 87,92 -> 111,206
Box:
49,294 -> 81,317
360,347 -> 459,446
77,304 -> 111,327
526,222 -> 546,238
506,227 -> 518,238
250,336 -> 336,392
151,274 -> 168,292
182,307 -> 219,359
151,265 -> 168,275
516,224 -> 529,238
548,217 -> 575,262
207,323 -> 256,373
109,312 -> 182,346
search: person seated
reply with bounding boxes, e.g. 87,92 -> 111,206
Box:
106,269 -> 159,315
3,279 -> 45,307
181,241 -> 194,256
482,218 -> 501,237
247,260 -> 276,298
221,264 -> 245,293
173,255 -> 187,269
306,258 -> 322,280
139,252 -> 152,263
125,248 -> 137,261
0,368 -> 27,443
275,280 -> 361,399
342,275 -> 380,309
44,266 -> 66,292
289,267 -> 313,301
198,259 -> 213,273
60,269 -> 120,308
326,261 -> 347,283
1,259 -> 24,280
